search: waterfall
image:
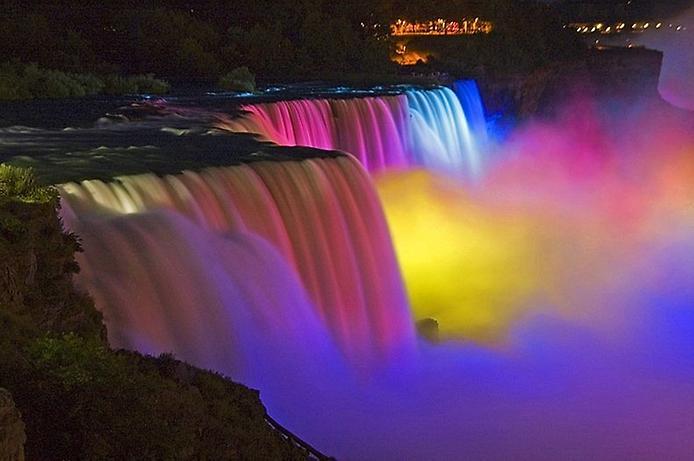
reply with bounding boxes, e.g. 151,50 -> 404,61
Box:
218,86 -> 487,175
60,155 -> 415,370
453,80 -> 488,149
64,210 -> 335,385
54,83 -> 490,378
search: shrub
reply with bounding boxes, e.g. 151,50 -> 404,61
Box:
101,74 -> 139,95
0,63 -> 23,100
0,63 -> 170,99
19,64 -> 89,99
70,72 -> 105,95
7,334 -> 307,460
130,73 -> 170,94
0,164 -> 57,203
219,66 -> 256,92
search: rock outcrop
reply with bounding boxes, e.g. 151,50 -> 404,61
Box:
0,389 -> 25,461
479,47 -> 664,121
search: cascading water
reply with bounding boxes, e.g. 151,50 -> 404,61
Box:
63,210 -> 337,386
453,80 -> 488,149
60,155 -> 415,368
219,86 -> 487,175
406,87 -> 481,174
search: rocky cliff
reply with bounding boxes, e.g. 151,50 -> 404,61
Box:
0,389 -> 25,461
478,47 -> 664,121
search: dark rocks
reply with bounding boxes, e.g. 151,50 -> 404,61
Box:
479,47 -> 664,121
416,318 -> 440,343
0,389 -> 25,461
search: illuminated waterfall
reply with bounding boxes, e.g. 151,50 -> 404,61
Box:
219,86 -> 486,175
60,155 -> 415,369
53,84 -> 490,373
454,80 -> 488,150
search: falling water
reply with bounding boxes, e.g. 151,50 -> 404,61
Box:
454,80 -> 488,149
219,86 -> 486,175
63,210 -> 339,385
60,155 -> 415,367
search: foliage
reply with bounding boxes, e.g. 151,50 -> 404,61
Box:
27,333 -> 111,390
101,74 -> 138,95
132,74 -> 170,94
0,164 -> 58,240
0,62 -> 169,100
0,63 -> 111,100
0,164 -> 57,203
102,73 -> 169,96
0,1 -> 397,82
0,165 -> 102,338
0,331 -> 307,460
219,66 -> 256,92
70,72 -> 105,95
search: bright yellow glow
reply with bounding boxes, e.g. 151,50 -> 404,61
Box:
376,169 -> 638,343
376,171 -> 549,342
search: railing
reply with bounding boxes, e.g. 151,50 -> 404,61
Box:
265,413 -> 337,461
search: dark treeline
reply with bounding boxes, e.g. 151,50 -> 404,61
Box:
1,0 -> 394,81
1,0 -> 585,82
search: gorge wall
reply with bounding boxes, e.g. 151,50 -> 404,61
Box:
479,47 -> 664,120
0,389 -> 25,461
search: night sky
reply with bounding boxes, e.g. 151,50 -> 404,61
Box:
19,0 -> 694,19
552,0 -> 692,17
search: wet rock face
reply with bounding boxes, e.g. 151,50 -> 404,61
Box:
0,388 -> 25,461
479,47 -> 664,122
585,47 -> 663,98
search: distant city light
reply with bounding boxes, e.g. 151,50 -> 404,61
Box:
568,20 -> 687,35
390,18 -> 493,36
387,17 -> 685,40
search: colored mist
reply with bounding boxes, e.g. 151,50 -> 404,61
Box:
219,85 -> 486,175
363,98 -> 694,459
379,97 -> 694,345
58,85 -> 694,459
